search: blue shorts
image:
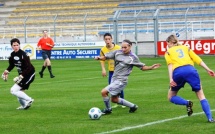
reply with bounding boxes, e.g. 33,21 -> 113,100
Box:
108,71 -> 114,84
41,50 -> 51,60
171,65 -> 201,92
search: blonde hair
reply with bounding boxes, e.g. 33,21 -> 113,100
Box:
166,34 -> 180,46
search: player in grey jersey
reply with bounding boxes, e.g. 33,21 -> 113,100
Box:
95,39 -> 161,114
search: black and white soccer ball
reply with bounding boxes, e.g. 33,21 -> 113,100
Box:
88,107 -> 102,120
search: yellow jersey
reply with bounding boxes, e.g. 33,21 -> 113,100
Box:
164,45 -> 202,71
100,44 -> 121,71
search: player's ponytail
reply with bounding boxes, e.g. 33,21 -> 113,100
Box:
166,34 -> 179,46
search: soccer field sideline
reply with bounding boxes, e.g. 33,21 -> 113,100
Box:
96,109 -> 215,134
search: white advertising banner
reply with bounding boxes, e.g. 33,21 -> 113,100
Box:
0,44 -> 13,60
0,43 -> 37,60
54,42 -> 105,48
0,42 -> 105,60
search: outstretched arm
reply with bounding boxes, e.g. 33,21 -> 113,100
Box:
141,63 -> 161,71
200,61 -> 215,77
94,56 -> 106,61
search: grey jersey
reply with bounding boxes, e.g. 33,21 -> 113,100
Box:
105,50 -> 145,83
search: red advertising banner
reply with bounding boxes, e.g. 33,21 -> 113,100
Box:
157,40 -> 215,55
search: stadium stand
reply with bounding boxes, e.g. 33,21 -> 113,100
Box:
13,3 -> 118,12
118,0 -> 215,7
9,10 -> 114,18
0,0 -> 215,42
20,0 -> 121,6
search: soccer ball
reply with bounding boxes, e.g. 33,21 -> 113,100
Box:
88,107 -> 102,120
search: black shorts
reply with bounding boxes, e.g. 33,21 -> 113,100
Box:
19,72 -> 35,90
41,50 -> 51,60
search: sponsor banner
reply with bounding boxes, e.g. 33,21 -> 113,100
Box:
0,43 -> 37,60
22,43 -> 37,59
54,42 -> 105,48
36,42 -> 104,59
0,44 -> 13,60
36,49 -> 100,59
157,40 -> 215,55
0,42 -> 104,60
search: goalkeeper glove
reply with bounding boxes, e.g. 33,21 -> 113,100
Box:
1,70 -> 9,82
13,75 -> 24,84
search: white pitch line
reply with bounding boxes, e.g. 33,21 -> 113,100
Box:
96,109 -> 215,134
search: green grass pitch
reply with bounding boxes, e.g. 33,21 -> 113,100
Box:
0,56 -> 215,134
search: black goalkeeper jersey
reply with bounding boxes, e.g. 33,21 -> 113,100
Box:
6,49 -> 35,77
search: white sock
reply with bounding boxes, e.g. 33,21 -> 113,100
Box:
11,84 -> 32,101
103,96 -> 111,110
17,97 -> 26,107
117,98 -> 134,108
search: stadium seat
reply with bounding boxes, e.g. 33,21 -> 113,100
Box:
14,3 -> 118,12
9,10 -> 114,18
118,0 -> 215,7
1,0 -> 215,41
20,0 -> 106,6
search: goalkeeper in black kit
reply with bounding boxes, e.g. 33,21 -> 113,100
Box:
1,38 -> 35,110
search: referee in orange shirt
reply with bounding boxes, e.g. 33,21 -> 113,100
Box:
37,30 -> 55,78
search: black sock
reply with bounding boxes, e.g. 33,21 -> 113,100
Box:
40,66 -> 46,73
48,66 -> 53,75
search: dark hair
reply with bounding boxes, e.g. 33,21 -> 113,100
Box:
122,39 -> 132,46
103,33 -> 112,39
10,38 -> 20,46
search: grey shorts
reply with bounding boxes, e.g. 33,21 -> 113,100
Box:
41,50 -> 51,60
105,80 -> 127,96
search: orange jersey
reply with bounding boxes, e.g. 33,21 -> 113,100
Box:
37,37 -> 54,50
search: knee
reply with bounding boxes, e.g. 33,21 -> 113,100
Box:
47,62 -> 51,66
10,84 -> 21,95
168,95 -> 172,102
101,89 -> 108,97
10,87 -> 16,95
168,94 -> 176,102
46,59 -> 51,65
167,89 -> 175,102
